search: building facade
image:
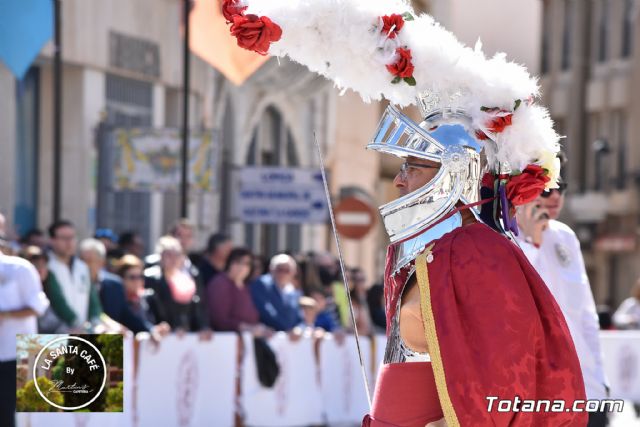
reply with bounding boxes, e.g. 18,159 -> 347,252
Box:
0,0 -> 387,281
539,0 -> 640,308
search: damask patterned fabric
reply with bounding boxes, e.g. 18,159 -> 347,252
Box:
380,222 -> 587,426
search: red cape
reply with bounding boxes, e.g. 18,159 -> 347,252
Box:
384,223 -> 587,426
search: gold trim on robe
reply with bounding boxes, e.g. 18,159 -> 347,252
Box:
415,246 -> 460,427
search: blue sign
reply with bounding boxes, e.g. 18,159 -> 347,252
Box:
234,167 -> 329,224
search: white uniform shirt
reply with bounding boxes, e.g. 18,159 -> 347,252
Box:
518,220 -> 609,400
48,253 -> 92,326
0,254 -> 49,361
613,297 -> 640,329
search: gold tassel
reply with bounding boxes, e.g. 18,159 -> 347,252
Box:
416,246 -> 460,427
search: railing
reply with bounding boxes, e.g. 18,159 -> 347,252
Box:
17,331 -> 640,427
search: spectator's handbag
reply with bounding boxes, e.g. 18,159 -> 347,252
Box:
253,337 -> 280,388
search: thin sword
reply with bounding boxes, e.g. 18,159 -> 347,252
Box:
313,132 -> 373,409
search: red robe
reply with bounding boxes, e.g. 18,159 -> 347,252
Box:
379,222 -> 587,426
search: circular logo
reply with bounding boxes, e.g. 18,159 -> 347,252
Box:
33,336 -> 107,410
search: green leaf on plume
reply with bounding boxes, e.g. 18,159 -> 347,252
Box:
402,12 -> 414,21
391,76 -> 402,84
480,106 -> 491,112
514,99 -> 522,110
404,76 -> 417,86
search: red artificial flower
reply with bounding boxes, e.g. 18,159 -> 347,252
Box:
487,113 -> 513,133
506,164 -> 551,206
474,111 -> 513,140
481,172 -> 495,188
381,14 -> 405,39
230,14 -> 282,56
222,0 -> 247,24
386,48 -> 414,78
475,130 -> 489,141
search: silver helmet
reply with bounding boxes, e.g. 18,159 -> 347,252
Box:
367,103 -> 488,272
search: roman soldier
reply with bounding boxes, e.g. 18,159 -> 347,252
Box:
223,1 -> 587,425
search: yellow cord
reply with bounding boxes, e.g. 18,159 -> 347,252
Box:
416,246 -> 460,427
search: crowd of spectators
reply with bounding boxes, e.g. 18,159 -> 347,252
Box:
1,215 -> 388,343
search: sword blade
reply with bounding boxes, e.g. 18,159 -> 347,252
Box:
313,132 -> 373,409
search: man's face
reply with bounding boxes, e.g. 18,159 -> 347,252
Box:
393,156 -> 441,196
174,225 -> 194,252
215,240 -> 233,262
537,189 -> 565,220
51,226 -> 77,258
272,262 -> 295,286
80,250 -> 105,279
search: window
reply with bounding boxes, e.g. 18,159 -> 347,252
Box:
244,107 -> 301,256
561,0 -> 574,70
621,0 -> 636,58
597,0 -> 610,63
541,0 -> 552,73
105,74 -> 153,127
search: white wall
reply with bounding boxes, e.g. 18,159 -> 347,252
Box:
433,0 -> 542,73
0,65 -> 17,234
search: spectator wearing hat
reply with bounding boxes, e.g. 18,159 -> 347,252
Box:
95,228 -> 118,251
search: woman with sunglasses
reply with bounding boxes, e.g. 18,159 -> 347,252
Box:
516,171 -> 610,427
99,254 -> 165,335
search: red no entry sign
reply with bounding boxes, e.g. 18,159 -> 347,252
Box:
334,196 -> 376,239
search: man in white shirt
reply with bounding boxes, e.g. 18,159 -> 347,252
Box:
516,177 -> 610,427
0,250 -> 50,427
613,279 -> 640,329
47,220 -> 101,329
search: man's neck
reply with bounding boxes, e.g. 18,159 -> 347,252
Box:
53,252 -> 73,267
460,208 -> 478,226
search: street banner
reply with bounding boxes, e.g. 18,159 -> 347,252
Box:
111,129 -> 219,192
241,332 -> 323,426
0,0 -> 52,79
319,335 -> 372,425
233,166 -> 329,224
136,333 -> 237,427
601,331 -> 640,401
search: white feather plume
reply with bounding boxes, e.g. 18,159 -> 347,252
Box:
236,0 -> 560,186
